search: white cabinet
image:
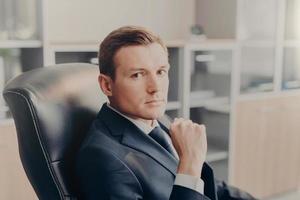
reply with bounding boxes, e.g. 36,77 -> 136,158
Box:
235,0 -> 300,94
197,0 -> 300,198
155,40 -> 236,180
237,0 -> 278,41
236,0 -> 279,94
0,0 -> 43,119
282,0 -> 300,90
44,0 -> 195,44
0,45 -> 43,119
282,47 -> 300,89
231,0 -> 300,198
232,95 -> 300,198
181,40 -> 235,181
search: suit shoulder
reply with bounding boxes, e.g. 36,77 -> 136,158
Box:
76,118 -> 125,168
75,133 -> 144,198
79,118 -> 117,148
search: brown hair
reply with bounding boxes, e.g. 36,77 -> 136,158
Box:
98,26 -> 167,80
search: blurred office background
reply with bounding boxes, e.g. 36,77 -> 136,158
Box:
0,0 -> 300,199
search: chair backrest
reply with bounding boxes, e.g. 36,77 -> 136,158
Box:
3,63 -> 107,200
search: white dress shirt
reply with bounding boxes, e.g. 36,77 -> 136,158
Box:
107,103 -> 204,194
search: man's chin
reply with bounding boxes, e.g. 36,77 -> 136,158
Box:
143,109 -> 165,120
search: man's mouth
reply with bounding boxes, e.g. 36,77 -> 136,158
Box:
145,99 -> 165,104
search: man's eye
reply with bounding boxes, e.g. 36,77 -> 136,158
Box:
158,69 -> 167,75
131,72 -> 143,79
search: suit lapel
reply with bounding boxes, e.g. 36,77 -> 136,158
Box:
122,126 -> 178,176
97,103 -> 178,176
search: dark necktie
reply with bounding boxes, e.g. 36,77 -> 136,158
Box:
149,126 -> 175,157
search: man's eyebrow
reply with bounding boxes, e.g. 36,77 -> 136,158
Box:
158,65 -> 170,70
127,65 -> 170,72
128,68 -> 145,72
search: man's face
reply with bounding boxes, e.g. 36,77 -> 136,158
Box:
103,43 -> 169,124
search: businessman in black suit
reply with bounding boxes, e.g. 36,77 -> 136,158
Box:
75,26 -> 256,200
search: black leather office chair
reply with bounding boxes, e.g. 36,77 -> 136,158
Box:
3,62 -> 173,200
3,63 -> 107,200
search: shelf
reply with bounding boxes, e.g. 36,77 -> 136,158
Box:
284,40 -> 300,48
193,53 -> 232,74
206,145 -> 228,163
49,39 -> 237,52
190,90 -> 215,101
0,118 -> 14,126
195,54 -> 216,62
282,81 -> 300,90
190,93 -> 230,112
185,39 -> 236,51
0,106 -> 9,112
239,40 -> 276,48
165,39 -> 186,48
0,106 -> 9,122
166,101 -> 181,111
165,39 -> 236,50
242,82 -> 274,94
50,44 -> 98,52
241,66 -> 274,77
0,40 -> 42,48
205,104 -> 230,114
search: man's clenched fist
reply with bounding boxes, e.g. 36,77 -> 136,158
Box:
170,118 -> 207,177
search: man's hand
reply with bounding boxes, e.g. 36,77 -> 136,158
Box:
170,118 -> 207,177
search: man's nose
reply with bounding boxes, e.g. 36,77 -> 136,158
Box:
147,74 -> 160,93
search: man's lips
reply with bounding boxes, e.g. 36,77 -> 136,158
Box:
145,99 -> 165,104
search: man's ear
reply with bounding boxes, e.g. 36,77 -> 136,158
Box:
98,74 -> 113,96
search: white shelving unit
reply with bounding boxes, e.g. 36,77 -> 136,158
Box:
0,40 -> 42,49
196,1 -> 300,198
284,40 -> 300,47
206,145 -> 229,163
175,40 -> 234,181
45,44 -> 99,66
0,0 -> 44,121
0,43 -> 43,119
165,101 -> 181,111
229,0 -> 300,198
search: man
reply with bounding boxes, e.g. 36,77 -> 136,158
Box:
75,26 -> 256,200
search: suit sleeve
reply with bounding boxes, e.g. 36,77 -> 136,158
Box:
170,185 -> 211,200
75,146 -> 211,200
215,179 -> 258,200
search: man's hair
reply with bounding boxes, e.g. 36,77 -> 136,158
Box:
98,26 -> 167,80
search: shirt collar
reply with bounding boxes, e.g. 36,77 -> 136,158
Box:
106,102 -> 159,134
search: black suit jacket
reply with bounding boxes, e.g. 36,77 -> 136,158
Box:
75,103 -> 256,200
